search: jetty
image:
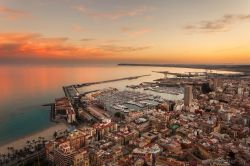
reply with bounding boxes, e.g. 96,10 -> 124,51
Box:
74,74 -> 150,88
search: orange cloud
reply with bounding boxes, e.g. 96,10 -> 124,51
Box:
0,33 -> 151,64
74,5 -> 152,20
0,33 -> 104,59
0,6 -> 28,20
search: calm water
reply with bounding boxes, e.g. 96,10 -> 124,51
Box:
0,64 -> 235,145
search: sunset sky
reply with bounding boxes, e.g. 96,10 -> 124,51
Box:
0,0 -> 250,64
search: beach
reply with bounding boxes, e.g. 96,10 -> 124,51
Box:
0,123 -> 68,154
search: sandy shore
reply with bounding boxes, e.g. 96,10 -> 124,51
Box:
0,123 -> 68,154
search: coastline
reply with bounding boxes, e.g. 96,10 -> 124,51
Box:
0,123 -> 68,154
118,64 -> 250,74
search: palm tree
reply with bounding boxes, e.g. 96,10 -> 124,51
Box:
6,153 -> 10,162
53,131 -> 57,138
9,147 -> 14,155
14,150 -> 18,158
0,154 -> 3,162
19,149 -> 23,156
7,147 -> 10,153
27,144 -> 32,153
26,140 -> 30,148
2,154 -> 6,161
31,139 -> 36,149
40,136 -> 46,145
37,137 -> 41,145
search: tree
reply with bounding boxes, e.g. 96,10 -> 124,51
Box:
114,112 -> 121,118
53,131 -> 57,138
120,114 -> 125,120
202,83 -> 212,94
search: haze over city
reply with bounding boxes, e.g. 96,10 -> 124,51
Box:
0,0 -> 250,64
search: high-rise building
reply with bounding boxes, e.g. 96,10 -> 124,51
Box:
184,86 -> 193,106
213,78 -> 219,90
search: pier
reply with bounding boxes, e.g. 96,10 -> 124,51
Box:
74,74 -> 150,88
62,75 -> 150,102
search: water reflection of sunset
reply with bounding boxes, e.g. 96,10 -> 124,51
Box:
0,66 -> 99,104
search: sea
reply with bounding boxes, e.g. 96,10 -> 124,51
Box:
0,64 -> 236,145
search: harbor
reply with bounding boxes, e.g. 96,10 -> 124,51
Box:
0,65 -> 249,163
73,74 -> 150,88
